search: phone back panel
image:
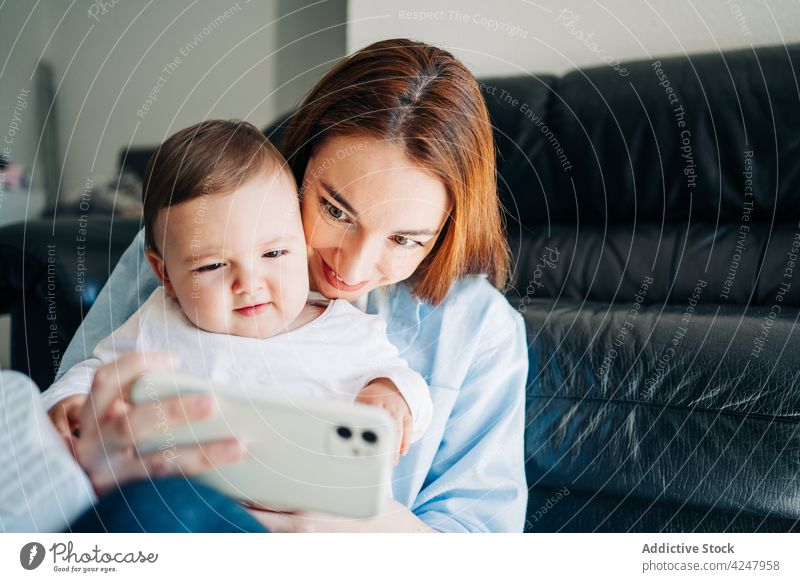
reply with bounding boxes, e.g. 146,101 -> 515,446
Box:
132,374 -> 396,518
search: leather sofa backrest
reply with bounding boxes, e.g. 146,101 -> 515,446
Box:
491,44 -> 800,307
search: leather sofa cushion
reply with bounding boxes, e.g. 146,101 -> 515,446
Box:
526,485 -> 800,532
522,299 -> 800,522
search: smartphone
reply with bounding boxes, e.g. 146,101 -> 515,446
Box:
130,373 -> 396,518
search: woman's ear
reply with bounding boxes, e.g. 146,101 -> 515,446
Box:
145,250 -> 176,297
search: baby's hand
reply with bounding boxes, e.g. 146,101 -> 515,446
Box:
47,394 -> 87,456
356,379 -> 411,465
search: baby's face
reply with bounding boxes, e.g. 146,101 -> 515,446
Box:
149,170 -> 309,339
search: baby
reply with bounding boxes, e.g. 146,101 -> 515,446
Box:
42,120 -> 432,463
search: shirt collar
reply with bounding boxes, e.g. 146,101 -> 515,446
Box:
307,290 -> 368,312
308,285 -> 423,342
368,284 -> 423,344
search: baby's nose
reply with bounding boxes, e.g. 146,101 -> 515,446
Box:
233,270 -> 266,295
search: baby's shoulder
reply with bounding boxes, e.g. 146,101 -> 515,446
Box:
321,299 -> 388,334
136,286 -> 182,318
119,287 -> 191,339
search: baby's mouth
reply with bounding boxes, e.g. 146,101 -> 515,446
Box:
234,302 -> 271,317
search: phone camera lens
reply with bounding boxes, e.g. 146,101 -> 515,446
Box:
336,426 -> 352,439
362,430 -> 377,443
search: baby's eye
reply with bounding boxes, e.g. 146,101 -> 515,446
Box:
263,249 -> 288,259
392,235 -> 423,249
196,262 -> 225,273
321,198 -> 351,223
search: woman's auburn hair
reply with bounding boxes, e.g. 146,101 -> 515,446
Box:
280,38 -> 510,306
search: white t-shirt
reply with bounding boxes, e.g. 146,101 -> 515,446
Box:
41,288 -> 432,442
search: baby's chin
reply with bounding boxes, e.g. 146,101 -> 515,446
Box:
194,319 -> 290,340
186,300 -> 309,339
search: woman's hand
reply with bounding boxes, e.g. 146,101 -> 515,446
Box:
245,498 -> 436,533
73,352 -> 245,497
47,394 -> 87,454
356,379 -> 411,464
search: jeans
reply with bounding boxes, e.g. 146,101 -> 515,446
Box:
69,477 -> 268,533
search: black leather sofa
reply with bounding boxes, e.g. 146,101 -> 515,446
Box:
1,44 -> 798,532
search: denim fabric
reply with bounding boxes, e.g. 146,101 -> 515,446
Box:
69,478 -> 268,533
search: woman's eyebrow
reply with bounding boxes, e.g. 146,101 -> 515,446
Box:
320,180 -> 359,216
393,228 -> 439,237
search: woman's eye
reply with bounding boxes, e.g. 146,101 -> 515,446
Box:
392,235 -> 422,248
196,262 -> 224,273
321,198 -> 350,223
263,250 -> 288,259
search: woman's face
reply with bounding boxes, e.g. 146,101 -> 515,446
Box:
301,135 -> 450,301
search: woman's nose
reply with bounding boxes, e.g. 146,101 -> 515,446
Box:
335,239 -> 382,284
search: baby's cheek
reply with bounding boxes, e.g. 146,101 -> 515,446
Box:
190,286 -> 224,327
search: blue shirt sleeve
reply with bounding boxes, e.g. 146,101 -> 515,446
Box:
412,312 -> 529,532
56,230 -> 159,381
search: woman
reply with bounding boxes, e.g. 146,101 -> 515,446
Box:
56,38 -> 529,533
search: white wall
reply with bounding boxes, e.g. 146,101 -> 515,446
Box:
46,1 -> 281,196
4,0 -> 798,201
275,0 -> 348,113
0,4 -> 56,192
0,0 -> 350,200
348,0 -> 800,77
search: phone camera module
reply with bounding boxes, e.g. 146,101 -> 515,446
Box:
361,430 -> 377,444
336,426 -> 352,439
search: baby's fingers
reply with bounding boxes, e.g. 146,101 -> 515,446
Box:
49,409 -> 79,459
392,414 -> 405,465
66,401 -> 83,423
400,415 -> 411,456
89,438 -> 245,495
49,407 -> 71,439
137,438 -> 244,478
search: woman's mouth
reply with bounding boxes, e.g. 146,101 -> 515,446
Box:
319,256 -> 368,293
234,302 -> 271,317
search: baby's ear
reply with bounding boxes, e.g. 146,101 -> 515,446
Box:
145,250 -> 176,297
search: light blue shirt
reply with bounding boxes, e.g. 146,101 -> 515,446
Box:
58,231 -> 529,532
